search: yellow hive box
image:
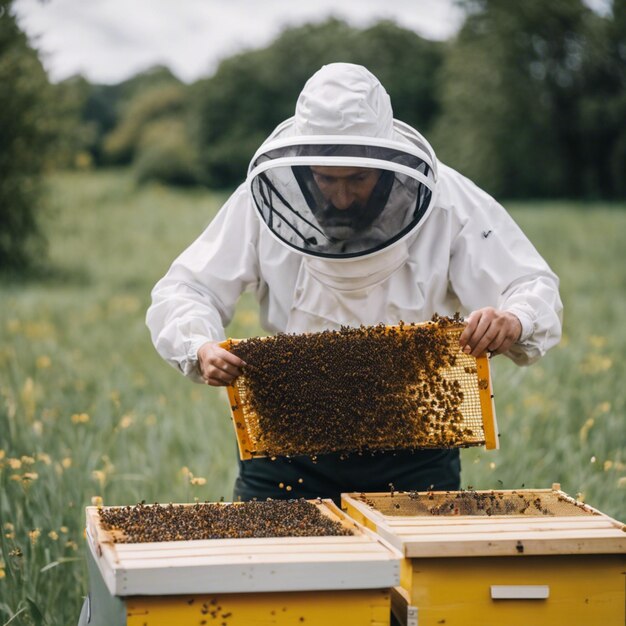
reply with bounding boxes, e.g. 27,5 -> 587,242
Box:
81,500 -> 401,626
341,485 -> 626,626
223,320 -> 498,460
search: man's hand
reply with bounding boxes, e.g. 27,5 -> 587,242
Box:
458,308 -> 522,358
197,342 -> 246,386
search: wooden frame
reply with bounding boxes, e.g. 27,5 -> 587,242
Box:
341,486 -> 626,558
86,500 -> 401,596
221,322 -> 498,460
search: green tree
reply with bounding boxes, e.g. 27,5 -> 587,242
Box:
51,75 -> 99,169
433,0 -> 624,199
193,19 -> 443,188
576,2 -> 626,197
134,118 -> 200,186
104,82 -> 187,164
0,0 -> 55,271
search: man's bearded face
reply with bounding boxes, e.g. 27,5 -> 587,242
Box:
310,166 -> 382,240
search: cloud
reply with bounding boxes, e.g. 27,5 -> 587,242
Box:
13,0 -> 463,84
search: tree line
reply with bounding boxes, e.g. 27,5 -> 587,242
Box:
1,0 -> 625,270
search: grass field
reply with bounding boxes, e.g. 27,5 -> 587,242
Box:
1,169 -> 625,625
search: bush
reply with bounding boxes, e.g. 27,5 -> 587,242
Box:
134,119 -> 199,186
104,83 -> 187,165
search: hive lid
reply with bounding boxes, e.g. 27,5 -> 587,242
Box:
341,487 -> 626,558
222,319 -> 498,460
85,500 -> 401,596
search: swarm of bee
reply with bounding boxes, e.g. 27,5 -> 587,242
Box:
230,314 -> 483,457
98,500 -> 353,543
364,489 -> 595,518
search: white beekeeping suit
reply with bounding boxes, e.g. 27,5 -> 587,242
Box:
146,63 -> 563,384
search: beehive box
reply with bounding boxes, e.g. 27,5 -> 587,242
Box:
342,485 -> 626,626
81,499 -> 401,626
223,318 -> 498,460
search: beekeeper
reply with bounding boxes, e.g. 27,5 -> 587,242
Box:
146,63 -> 562,502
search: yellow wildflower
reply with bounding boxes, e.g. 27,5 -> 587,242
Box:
22,472 -> 39,481
71,413 -> 90,424
604,460 -> 613,471
580,354 -> 613,374
65,540 -> 78,551
61,457 -> 72,469
36,355 -> 51,369
587,335 -> 607,348
8,458 -> 21,470
59,526 -> 68,534
48,531 -> 59,541
3,523 -> 14,532
36,452 -> 51,465
7,319 -> 21,333
29,529 -> 41,546
91,496 -> 103,507
24,320 -> 55,340
109,390 -> 120,408
190,477 -> 207,486
592,401 -> 611,417
0,569 -> 5,580
21,455 -> 35,465
0,450 -> 5,460
118,414 -> 133,429
91,471 -> 106,488
579,418 -> 594,443
20,377 -> 36,422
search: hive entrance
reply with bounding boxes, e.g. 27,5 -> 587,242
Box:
225,318 -> 497,459
360,490 -> 597,517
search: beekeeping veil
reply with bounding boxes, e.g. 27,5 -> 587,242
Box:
247,63 -> 438,259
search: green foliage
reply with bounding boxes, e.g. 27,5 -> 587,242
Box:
433,0 -> 626,198
193,19 -> 443,187
134,119 -> 200,186
104,82 -> 188,165
54,65 -> 183,168
99,77 -> 200,186
49,76 -> 99,170
0,0 -> 55,271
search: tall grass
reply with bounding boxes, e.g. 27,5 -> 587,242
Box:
0,171 -> 624,625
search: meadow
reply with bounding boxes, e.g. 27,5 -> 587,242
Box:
1,170 -> 625,625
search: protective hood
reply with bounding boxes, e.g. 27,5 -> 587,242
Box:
247,63 -> 438,260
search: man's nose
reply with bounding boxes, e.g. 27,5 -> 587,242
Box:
331,184 -> 353,210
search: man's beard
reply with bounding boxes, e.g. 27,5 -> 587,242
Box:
315,202 -> 373,241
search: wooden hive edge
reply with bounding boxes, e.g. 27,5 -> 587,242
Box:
85,499 -> 401,596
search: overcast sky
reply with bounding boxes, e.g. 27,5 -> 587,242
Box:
13,0 -> 465,84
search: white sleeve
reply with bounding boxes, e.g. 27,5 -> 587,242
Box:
146,185 -> 260,382
449,196 -> 563,366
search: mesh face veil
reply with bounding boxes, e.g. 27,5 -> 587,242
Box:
247,132 -> 438,259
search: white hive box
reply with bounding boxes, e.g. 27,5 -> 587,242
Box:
85,500 -> 401,597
